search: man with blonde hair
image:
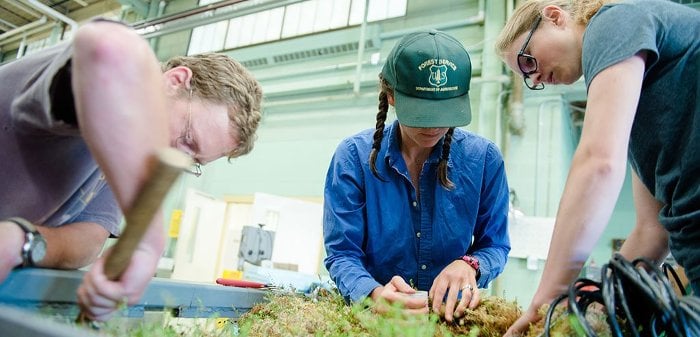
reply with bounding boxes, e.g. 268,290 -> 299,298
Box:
0,19 -> 262,321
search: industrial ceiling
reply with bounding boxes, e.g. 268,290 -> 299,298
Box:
0,0 -> 121,56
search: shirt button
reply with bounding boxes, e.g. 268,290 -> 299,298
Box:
412,201 -> 417,207
421,265 -> 427,270
416,232 -> 421,238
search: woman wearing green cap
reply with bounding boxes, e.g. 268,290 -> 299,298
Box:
494,0 -> 700,335
323,29 -> 510,322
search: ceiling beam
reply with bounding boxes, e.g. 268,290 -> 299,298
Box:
20,0 -> 78,32
119,0 -> 150,17
4,1 -> 43,20
0,16 -> 48,41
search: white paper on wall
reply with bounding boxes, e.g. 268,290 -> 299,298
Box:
172,189 -> 227,282
507,215 -> 555,260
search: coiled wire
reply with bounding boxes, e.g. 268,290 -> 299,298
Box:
543,253 -> 700,337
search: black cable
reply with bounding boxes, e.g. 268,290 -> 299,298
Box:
566,278 -> 601,337
663,262 -> 687,296
541,253 -> 700,337
600,264 -> 625,337
633,257 -> 686,336
542,294 -> 568,337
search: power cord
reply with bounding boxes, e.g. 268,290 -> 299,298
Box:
542,253 -> 700,337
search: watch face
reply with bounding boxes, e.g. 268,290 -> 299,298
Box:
29,234 -> 47,265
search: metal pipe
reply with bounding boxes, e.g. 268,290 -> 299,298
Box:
0,22 -> 54,47
478,0 -> 505,139
353,0 -> 370,96
0,18 -> 18,30
0,16 -> 48,41
17,36 -> 27,59
4,1 -> 42,19
264,76 -> 509,108
534,98 -> 564,216
22,0 -> 78,32
255,48 -> 487,85
496,89 -> 512,153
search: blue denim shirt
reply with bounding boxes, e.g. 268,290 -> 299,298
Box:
323,120 -> 510,302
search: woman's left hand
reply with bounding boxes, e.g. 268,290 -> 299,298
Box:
429,260 -> 480,322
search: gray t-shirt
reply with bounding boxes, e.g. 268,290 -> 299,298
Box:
0,42 -> 121,235
583,0 -> 700,284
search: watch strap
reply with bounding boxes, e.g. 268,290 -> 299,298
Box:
6,217 -> 38,234
460,255 -> 481,280
5,217 -> 43,267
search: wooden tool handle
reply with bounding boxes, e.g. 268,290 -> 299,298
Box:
103,148 -> 192,280
77,148 -> 190,326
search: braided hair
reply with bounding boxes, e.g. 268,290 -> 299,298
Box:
368,76 -> 391,182
438,128 -> 455,190
369,74 -> 456,190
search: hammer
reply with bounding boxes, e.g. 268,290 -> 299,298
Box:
76,147 -> 192,325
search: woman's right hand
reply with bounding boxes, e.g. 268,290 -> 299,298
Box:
503,306 -> 542,337
370,275 -> 429,315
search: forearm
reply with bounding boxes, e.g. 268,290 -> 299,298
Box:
619,171 -> 668,265
619,226 -> 669,265
36,222 -> 109,269
71,21 -> 169,212
0,221 -> 109,272
530,155 -> 626,311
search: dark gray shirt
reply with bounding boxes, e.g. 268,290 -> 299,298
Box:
0,42 -> 120,235
583,0 -> 700,285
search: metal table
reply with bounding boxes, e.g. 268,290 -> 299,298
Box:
0,305 -> 102,337
0,268 -> 266,318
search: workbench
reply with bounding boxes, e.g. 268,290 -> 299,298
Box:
0,305 -> 101,337
0,268 -> 267,334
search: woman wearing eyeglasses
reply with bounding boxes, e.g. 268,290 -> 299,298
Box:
494,0 -> 700,335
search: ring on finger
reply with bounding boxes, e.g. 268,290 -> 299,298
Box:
461,284 -> 473,291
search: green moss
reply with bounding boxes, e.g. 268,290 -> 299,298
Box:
65,289 -> 613,336
237,290 -> 521,337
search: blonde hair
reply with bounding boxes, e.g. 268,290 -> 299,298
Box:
494,0 -> 613,57
163,53 -> 263,159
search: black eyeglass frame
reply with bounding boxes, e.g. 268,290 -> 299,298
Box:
517,16 -> 545,90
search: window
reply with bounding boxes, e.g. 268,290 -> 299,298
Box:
189,0 -> 406,55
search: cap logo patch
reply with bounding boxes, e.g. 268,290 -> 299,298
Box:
429,64 -> 448,87
415,58 -> 460,92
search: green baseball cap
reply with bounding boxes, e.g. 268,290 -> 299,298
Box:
382,29 -> 472,128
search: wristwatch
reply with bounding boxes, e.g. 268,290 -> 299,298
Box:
460,255 -> 481,281
6,217 -> 47,267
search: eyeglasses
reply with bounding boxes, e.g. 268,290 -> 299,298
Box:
517,16 -> 544,90
185,162 -> 202,177
181,90 -> 203,178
